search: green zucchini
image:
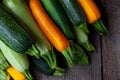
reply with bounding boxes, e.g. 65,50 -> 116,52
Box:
40,0 -> 89,64
59,0 -> 89,33
2,0 -> 51,50
0,50 -> 9,70
74,27 -> 95,51
0,6 -> 34,53
0,50 -> 10,80
0,6 -> 40,58
3,0 -> 57,69
59,0 -> 95,51
0,40 -> 33,80
29,56 -> 65,76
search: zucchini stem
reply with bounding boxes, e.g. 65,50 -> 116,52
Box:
41,49 -> 57,69
93,19 -> 108,35
53,67 -> 65,76
70,41 -> 89,64
24,70 -> 33,80
74,27 -> 95,51
81,41 -> 95,51
77,22 -> 89,33
62,47 -> 74,68
25,45 -> 40,59
35,42 -> 57,69
78,54 -> 89,64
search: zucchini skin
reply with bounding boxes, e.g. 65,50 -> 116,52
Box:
0,7 -> 34,53
59,0 -> 86,26
40,0 -> 74,40
3,0 -> 52,50
0,50 -> 9,70
29,56 -> 55,76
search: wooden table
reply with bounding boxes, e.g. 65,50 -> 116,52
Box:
32,0 -> 120,80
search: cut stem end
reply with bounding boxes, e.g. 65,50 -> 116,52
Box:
93,19 -> 108,35
62,47 -> 74,68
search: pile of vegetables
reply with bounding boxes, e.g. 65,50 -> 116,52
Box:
0,0 -> 108,79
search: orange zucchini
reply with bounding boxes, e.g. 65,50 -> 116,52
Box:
7,66 -> 25,80
40,0 -> 89,64
77,0 -> 108,35
29,0 -> 73,67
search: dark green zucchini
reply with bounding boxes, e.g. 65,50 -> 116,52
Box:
59,0 -> 89,33
59,0 -> 95,51
29,56 -> 65,76
40,0 -> 74,40
0,6 -> 34,53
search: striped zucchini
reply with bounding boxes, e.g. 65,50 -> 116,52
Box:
0,6 -> 34,53
0,5 -> 41,59
3,0 -> 57,69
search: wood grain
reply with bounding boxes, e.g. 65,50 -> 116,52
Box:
100,0 -> 120,80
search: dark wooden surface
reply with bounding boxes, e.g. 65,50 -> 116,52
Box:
32,0 -> 120,80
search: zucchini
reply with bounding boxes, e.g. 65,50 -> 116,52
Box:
29,56 -> 65,76
40,0 -> 89,64
3,0 -> 57,69
0,6 -> 34,53
74,27 -> 95,51
0,50 -> 10,80
0,5 -> 40,58
0,40 -> 33,80
2,0 -> 51,50
59,0 -> 95,51
59,0 -> 89,33
0,50 -> 9,70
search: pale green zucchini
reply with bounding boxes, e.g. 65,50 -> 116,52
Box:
0,40 -> 33,80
